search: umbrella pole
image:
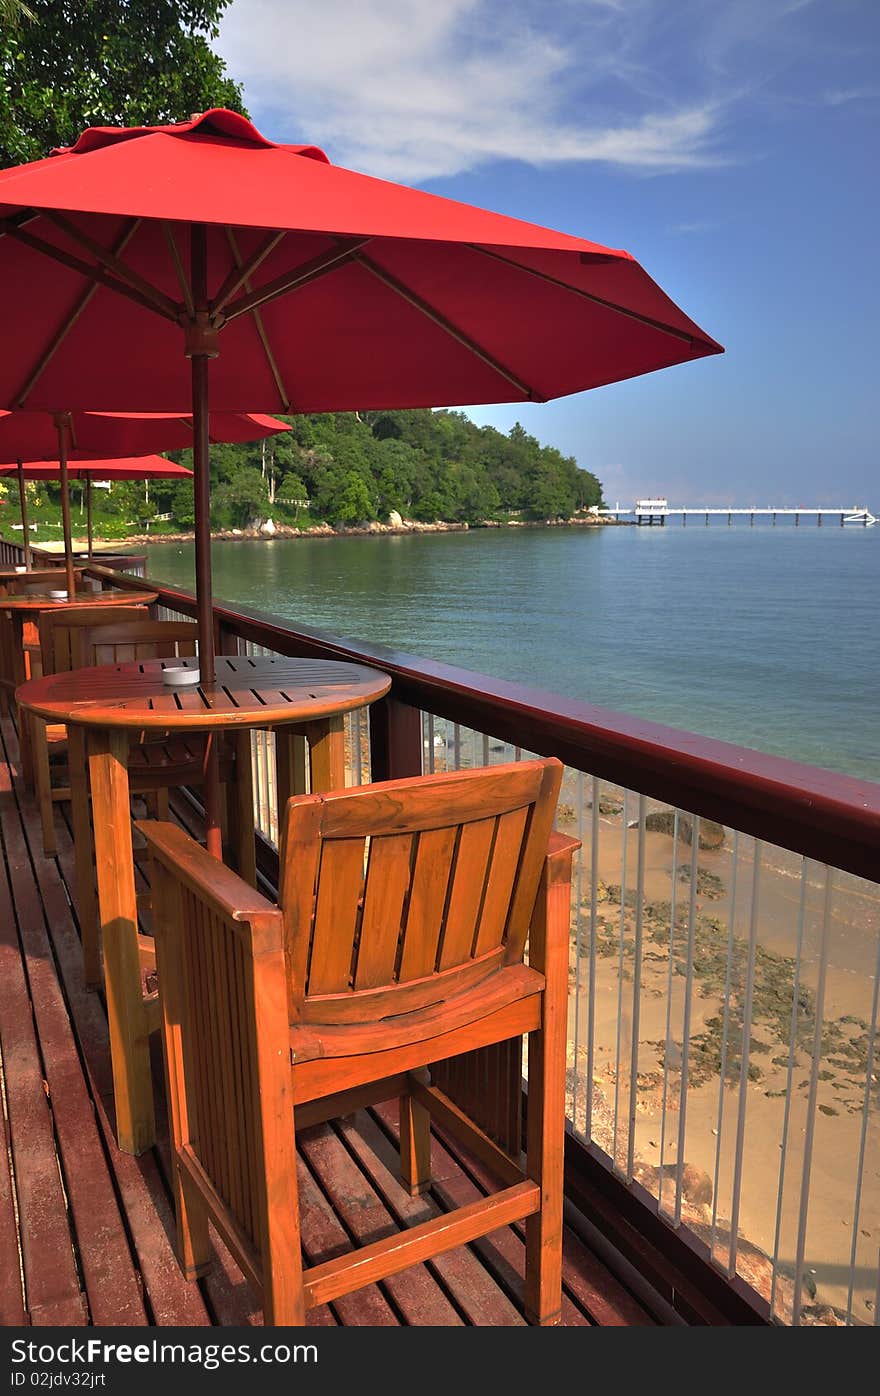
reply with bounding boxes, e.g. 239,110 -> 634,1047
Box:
54,413 -> 76,599
17,459 -> 31,570
86,477 -> 93,561
189,223 -> 222,859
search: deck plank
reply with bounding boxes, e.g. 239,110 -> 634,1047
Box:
339,1112 -> 526,1326
0,734 -> 147,1326
298,1122 -> 464,1325
0,749 -> 86,1325
0,867 -> 27,1326
1,716 -> 209,1327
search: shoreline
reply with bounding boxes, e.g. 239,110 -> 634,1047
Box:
84,514 -> 621,549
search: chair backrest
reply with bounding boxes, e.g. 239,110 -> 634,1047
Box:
38,605 -> 151,674
277,757 -> 563,1026
77,618 -> 199,668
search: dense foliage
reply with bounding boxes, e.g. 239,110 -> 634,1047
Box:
154,408 -> 606,531
0,0 -> 243,166
0,409 -> 604,539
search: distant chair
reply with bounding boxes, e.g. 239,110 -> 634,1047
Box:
31,604 -> 155,856
32,615 -> 244,989
0,568 -> 90,712
141,757 -> 577,1325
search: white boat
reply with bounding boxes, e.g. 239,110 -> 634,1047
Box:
841,508 -> 876,526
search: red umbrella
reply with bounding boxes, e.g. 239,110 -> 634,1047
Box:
0,408 -> 289,581
0,409 -> 289,459
0,453 -> 192,562
0,107 -> 722,852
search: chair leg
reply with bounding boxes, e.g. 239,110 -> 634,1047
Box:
226,730 -> 257,887
32,714 -> 57,856
523,1021 -> 564,1325
523,856 -> 569,1325
262,1202 -> 307,1325
399,1070 -> 433,1196
174,1167 -> 211,1281
142,789 -> 169,820
67,725 -> 101,988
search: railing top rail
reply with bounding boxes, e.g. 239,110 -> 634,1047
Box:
84,562 -> 880,880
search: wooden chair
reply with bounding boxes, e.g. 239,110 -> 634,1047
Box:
31,605 -> 153,855
35,616 -> 246,989
140,757 -> 577,1326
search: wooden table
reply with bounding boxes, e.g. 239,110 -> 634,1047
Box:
1,587 -> 159,776
17,653 -> 392,1154
0,566 -> 85,592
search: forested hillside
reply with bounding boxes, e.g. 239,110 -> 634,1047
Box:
0,409 -> 604,539
160,408 -> 605,531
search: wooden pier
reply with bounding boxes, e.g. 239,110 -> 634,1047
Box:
601,499 -> 876,527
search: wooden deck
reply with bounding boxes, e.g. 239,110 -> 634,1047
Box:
0,709 -> 656,1329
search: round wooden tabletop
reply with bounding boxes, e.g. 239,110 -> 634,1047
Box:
16,653 -> 392,730
1,587 -> 158,612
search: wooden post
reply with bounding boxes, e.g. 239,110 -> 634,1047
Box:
186,223 -> 222,858
54,414 -> 76,599
16,460 -> 31,570
368,694 -> 422,780
86,476 -> 93,561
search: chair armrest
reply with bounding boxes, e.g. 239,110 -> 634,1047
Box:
546,830 -> 581,880
136,819 -> 280,926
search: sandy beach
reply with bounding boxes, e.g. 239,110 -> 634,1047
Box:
553,776 -> 880,1324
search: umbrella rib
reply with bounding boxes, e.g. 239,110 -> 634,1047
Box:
41,210 -> 181,321
2,218 -> 179,324
221,237 -> 371,323
162,222 -> 195,319
468,244 -> 706,349
225,229 -> 292,411
13,220 -> 142,407
354,253 -> 542,401
211,230 -> 288,317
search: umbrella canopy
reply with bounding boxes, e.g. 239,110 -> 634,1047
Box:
0,409 -> 289,460
0,454 -> 192,480
0,453 -> 193,561
0,408 -> 289,581
0,107 -> 722,854
0,446 -> 192,555
0,109 -> 721,416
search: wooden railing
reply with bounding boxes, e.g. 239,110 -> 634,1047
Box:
31,556 -> 880,1326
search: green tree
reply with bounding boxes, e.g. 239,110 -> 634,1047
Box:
0,1 -> 244,167
0,1 -> 35,28
213,465 -> 267,528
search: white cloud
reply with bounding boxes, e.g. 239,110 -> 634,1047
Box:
217,0 -> 726,180
823,85 -> 880,106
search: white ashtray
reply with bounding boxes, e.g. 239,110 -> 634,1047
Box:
161,663 -> 201,688
47,589 -> 70,599
14,565 -> 28,573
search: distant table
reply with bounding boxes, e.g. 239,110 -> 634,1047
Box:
1,587 -> 159,777
17,653 -> 392,1154
0,566 -> 85,593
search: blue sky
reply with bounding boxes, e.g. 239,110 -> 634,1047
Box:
218,1 -> 878,506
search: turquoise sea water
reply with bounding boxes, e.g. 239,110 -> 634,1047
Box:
146,523 -> 880,783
